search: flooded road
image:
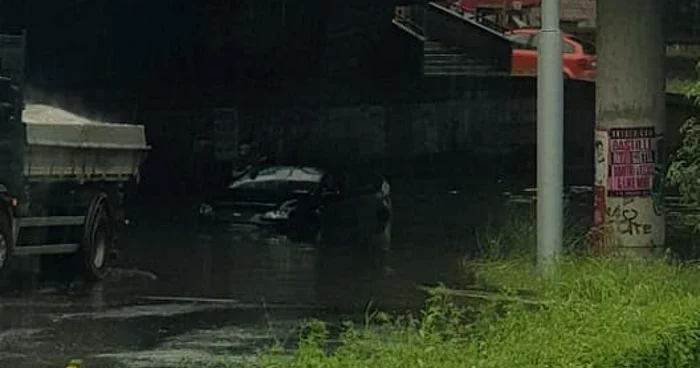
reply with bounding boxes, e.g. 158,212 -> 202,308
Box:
0,180 -> 505,368
1,177 -> 695,368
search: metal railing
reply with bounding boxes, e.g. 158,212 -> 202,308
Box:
394,5 -> 428,36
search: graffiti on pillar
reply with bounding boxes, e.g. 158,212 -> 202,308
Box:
607,127 -> 655,197
592,185 -> 607,250
605,200 -> 652,236
595,127 -> 659,250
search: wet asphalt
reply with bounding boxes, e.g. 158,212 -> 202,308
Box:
0,179 -> 508,368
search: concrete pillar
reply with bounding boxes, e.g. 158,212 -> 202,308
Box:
593,0 -> 666,257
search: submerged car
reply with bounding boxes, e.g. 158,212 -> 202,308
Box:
198,165 -> 393,246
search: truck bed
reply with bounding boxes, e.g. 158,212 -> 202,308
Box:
22,104 -> 149,182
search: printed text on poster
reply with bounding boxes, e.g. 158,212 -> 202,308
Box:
607,127 -> 655,197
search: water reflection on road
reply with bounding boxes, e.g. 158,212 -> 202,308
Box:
120,188 -> 485,312
0,182 -> 504,368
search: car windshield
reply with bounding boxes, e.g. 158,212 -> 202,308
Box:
570,35 -> 596,55
509,31 -> 596,55
228,166 -> 323,195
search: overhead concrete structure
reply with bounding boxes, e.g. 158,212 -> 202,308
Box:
593,0 -> 666,257
392,2 -> 513,76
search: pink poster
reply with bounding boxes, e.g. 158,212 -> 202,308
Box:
607,127 -> 655,197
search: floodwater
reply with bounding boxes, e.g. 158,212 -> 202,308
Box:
0,178 -> 693,368
0,178 -> 505,368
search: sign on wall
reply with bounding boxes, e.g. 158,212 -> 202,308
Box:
594,126 -> 662,252
607,127 -> 656,197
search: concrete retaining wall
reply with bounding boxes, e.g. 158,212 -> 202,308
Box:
206,77 -> 594,164
126,77 -> 696,193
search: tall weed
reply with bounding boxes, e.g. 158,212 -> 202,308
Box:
243,213 -> 700,368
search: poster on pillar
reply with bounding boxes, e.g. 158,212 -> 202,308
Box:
598,126 -> 663,253
593,128 -> 608,251
607,127 -> 655,197
594,129 -> 608,188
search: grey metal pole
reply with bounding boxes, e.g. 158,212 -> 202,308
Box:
537,0 -> 563,271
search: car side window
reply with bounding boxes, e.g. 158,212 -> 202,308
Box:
563,41 -> 575,54
346,170 -> 380,196
320,174 -> 342,195
508,33 -> 534,50
320,174 -> 334,191
523,34 -> 576,54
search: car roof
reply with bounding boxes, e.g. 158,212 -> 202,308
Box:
230,165 -> 325,188
507,28 -> 575,39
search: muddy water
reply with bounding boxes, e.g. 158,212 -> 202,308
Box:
0,180 -> 695,368
0,179 -> 509,368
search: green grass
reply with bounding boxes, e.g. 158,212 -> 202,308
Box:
204,211 -> 700,368
468,257 -> 700,367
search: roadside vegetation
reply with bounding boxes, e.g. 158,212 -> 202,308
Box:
668,51 -> 700,250
669,60 -> 700,210
187,210 -> 700,368
666,45 -> 700,94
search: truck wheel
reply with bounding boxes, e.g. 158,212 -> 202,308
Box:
40,194 -> 113,283
81,194 -> 112,281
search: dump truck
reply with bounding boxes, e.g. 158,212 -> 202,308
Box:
0,31 -> 149,281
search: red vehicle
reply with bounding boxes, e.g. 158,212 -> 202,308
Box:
505,28 -> 596,81
457,0 -> 540,12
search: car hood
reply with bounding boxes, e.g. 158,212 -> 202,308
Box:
206,188 -> 308,212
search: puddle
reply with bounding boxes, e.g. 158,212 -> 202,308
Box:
97,349 -> 219,368
164,326 -> 280,352
54,303 -> 232,321
93,325 -> 286,367
0,328 -> 43,345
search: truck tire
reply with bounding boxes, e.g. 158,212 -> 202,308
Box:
43,193 -> 113,283
80,193 -> 113,281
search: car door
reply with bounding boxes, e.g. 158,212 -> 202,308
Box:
318,171 -> 359,242
317,169 -> 363,242
508,32 -> 536,76
335,170 -> 365,238
344,169 -> 384,240
317,173 -> 342,234
521,32 -> 541,76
